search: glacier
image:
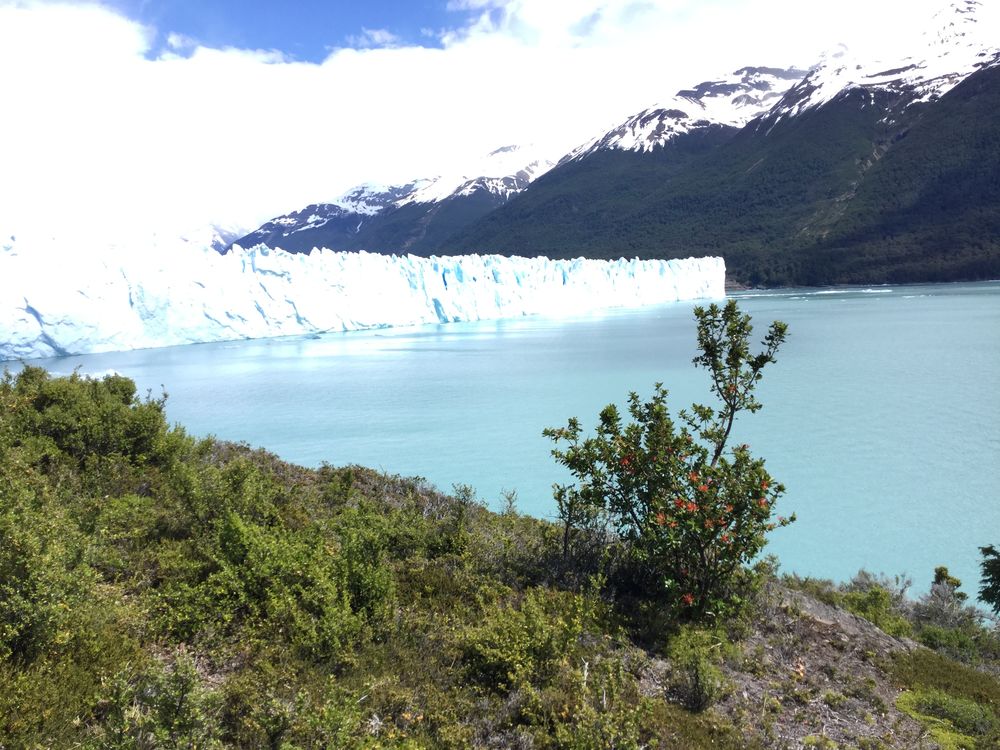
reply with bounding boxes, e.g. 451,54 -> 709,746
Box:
0,234 -> 724,361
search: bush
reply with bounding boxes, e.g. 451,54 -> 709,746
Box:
0,475 -> 94,663
86,653 -> 223,748
841,586 -> 913,638
545,300 -> 792,619
919,625 -> 980,663
914,583 -> 981,632
667,626 -> 731,711
2,366 -> 168,467
463,587 -> 588,692
891,649 -> 1000,708
164,512 -> 377,658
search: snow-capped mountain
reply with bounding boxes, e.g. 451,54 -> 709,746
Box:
565,66 -> 807,160
761,0 -> 1000,125
234,183 -> 421,251
232,144 -> 555,255
399,145 -> 555,205
442,0 -> 1000,286
232,0 -> 1000,286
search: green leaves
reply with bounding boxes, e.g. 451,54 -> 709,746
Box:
546,301 -> 792,620
979,546 -> 1000,615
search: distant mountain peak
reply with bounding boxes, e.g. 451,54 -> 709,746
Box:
230,144 -> 557,255
398,144 -> 556,206
762,0 -> 1000,124
487,144 -> 521,156
565,65 -> 807,160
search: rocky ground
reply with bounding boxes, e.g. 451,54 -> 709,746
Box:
640,587 -> 943,749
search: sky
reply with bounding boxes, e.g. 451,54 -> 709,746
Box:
0,0 -> 971,245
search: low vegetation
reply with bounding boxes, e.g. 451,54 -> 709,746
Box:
2,302 -> 999,748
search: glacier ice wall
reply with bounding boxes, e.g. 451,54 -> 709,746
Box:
0,235 -> 724,360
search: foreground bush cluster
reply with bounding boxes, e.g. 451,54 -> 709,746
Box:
0,366 -> 766,748
2,365 -> 1000,748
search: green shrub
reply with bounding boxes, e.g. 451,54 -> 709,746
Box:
781,574 -> 841,607
891,649 -> 1000,708
158,513 -> 371,659
545,301 -> 791,620
2,366 -> 169,467
841,586 -> 913,638
667,625 -> 730,711
909,688 -> 998,736
333,507 -> 397,628
463,587 -> 587,692
919,625 -> 980,663
551,659 -> 646,749
0,476 -> 95,663
85,653 -> 223,749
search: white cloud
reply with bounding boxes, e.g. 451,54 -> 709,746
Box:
0,0 -> 992,247
166,31 -> 197,51
345,27 -> 402,49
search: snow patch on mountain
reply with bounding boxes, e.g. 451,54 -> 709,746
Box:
0,233 -> 724,361
397,144 -> 555,205
234,145 -> 557,251
566,66 -> 807,159
763,0 -> 1000,123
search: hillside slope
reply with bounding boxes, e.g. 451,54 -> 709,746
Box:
4,367 -> 1000,748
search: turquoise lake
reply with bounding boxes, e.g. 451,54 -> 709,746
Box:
26,282 -> 1000,594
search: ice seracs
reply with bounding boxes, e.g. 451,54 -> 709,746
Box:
0,233 -> 724,361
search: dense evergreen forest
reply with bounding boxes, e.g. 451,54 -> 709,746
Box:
443,66 -> 1000,286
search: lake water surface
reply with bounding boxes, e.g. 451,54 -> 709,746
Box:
27,282 -> 1000,593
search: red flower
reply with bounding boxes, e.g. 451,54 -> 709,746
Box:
724,504 -> 734,514
668,521 -> 678,529
681,593 -> 695,606
757,497 -> 768,509
688,471 -> 699,482
721,533 -> 731,543
674,497 -> 686,509
761,480 -> 769,490
654,511 -> 667,525
697,483 -> 709,493
686,502 -> 698,513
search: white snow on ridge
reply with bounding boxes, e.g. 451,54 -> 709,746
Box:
766,0 -> 1000,121
397,144 -> 556,205
566,66 -> 807,160
0,236 -> 724,361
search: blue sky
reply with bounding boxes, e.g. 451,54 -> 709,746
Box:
110,0 -> 467,60
0,0 -> 972,244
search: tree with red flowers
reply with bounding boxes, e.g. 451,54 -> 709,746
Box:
544,299 -> 792,620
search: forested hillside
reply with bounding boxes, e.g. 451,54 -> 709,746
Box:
445,66 -> 1000,286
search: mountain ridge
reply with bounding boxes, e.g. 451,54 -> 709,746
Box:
234,0 -> 1000,286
